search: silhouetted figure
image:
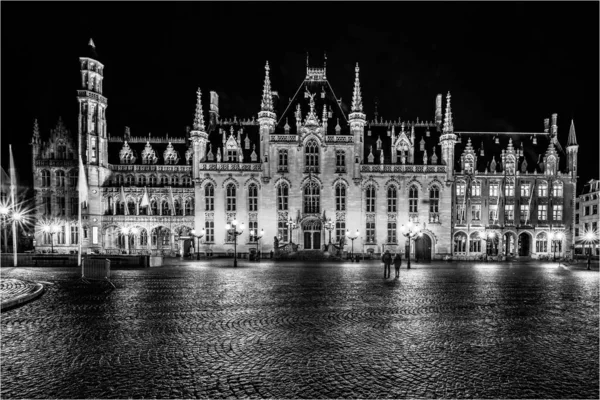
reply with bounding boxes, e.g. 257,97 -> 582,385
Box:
587,253 -> 592,270
382,250 -> 392,278
393,253 -> 402,278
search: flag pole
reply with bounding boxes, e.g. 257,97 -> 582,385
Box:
9,145 -> 17,267
78,188 -> 82,269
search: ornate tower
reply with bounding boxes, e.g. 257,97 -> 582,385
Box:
190,88 -> 208,173
566,119 -> 578,178
349,63 -> 366,175
77,38 -> 109,251
440,92 -> 457,181
30,119 -> 41,171
258,61 -> 276,180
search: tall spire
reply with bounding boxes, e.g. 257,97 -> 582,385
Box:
443,91 -> 453,133
193,88 -> 206,131
261,61 -> 274,112
32,119 -> 40,139
88,38 -> 95,48
351,63 -> 363,113
567,119 -> 578,146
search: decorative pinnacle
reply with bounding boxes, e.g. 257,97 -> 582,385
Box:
193,88 -> 206,131
261,61 -> 274,112
567,119 -> 578,146
33,118 -> 40,138
351,63 -> 363,113
443,91 -> 453,134
88,38 -> 95,48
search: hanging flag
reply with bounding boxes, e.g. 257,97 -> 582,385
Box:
0,166 -> 10,196
120,186 -> 129,215
525,180 -> 535,225
169,186 -> 175,216
141,186 -> 151,215
78,155 -> 89,207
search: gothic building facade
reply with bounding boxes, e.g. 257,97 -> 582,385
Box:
30,40 -> 579,260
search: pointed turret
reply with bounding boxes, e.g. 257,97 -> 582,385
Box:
193,88 -> 206,132
351,63 -> 363,113
440,92 -> 457,180
260,61 -> 274,113
566,119 -> 579,178
31,119 -> 41,171
443,92 -> 453,134
190,88 -> 209,169
258,61 -> 276,182
567,119 -> 578,146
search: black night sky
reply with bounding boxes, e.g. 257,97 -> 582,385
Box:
1,1 -> 598,191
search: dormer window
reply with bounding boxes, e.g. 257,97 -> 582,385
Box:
163,142 -> 180,165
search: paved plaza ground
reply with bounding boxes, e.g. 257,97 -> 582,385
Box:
1,260 -> 598,399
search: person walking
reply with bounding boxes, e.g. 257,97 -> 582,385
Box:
587,253 -> 592,270
393,252 -> 402,278
382,250 -> 392,279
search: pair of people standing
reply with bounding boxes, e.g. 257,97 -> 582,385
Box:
382,250 -> 402,279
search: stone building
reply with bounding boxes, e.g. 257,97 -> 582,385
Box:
574,179 -> 599,256
30,40 -> 579,260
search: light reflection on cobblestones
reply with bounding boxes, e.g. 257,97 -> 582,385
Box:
1,261 -> 598,399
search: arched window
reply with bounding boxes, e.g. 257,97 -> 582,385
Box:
248,184 -> 258,212
536,232 -> 548,253
387,186 -> 397,212
278,149 -> 288,172
161,175 -> 169,186
139,229 -> 148,246
409,186 -> 418,213
161,199 -> 170,216
366,186 -> 376,212
552,182 -> 563,197
183,175 -> 192,186
171,176 -> 179,186
139,175 -> 146,186
56,170 -> 65,187
126,175 -> 134,186
454,232 -> 467,253
335,184 -> 346,211
538,181 -> 548,197
149,175 -> 157,186
277,183 -> 288,211
303,181 -> 320,214
127,199 -> 136,215
150,199 -> 158,215
226,183 -> 236,212
68,170 -> 78,187
469,232 -> 481,253
41,170 -> 51,187
471,181 -> 481,196
305,139 -> 319,171
174,199 -> 182,215
115,175 -> 124,186
456,181 -> 466,196
205,184 -> 214,211
185,198 -> 194,215
429,186 -> 440,222
336,150 -> 346,172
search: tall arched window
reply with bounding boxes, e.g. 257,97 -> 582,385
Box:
171,175 -> 179,186
454,232 -> 467,253
552,182 -> 563,197
278,149 -> 288,172
226,183 -> 236,212
185,198 -> 194,215
536,232 -> 548,253
471,181 -> 481,196
429,186 -> 440,223
409,186 -> 418,213
41,170 -> 51,187
387,186 -> 397,212
205,184 -> 214,211
277,183 -> 288,211
161,175 -> 169,186
149,175 -> 157,186
335,184 -> 346,211
305,139 -> 319,171
56,170 -> 65,187
127,199 -> 136,215
469,232 -> 481,253
126,175 -> 134,186
183,175 -> 192,186
366,186 -> 376,212
336,150 -> 346,172
538,181 -> 548,197
174,199 -> 182,215
161,199 -> 170,216
139,175 -> 146,186
150,199 -> 158,215
303,181 -> 320,214
248,184 -> 258,212
139,229 -> 148,246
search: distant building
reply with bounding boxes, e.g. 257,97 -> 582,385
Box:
30,40 -> 579,260
574,179 -> 599,256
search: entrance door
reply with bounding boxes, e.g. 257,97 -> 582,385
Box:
518,233 -> 531,256
415,235 -> 432,261
313,232 -> 321,250
304,232 -> 312,250
302,220 -> 322,250
504,233 -> 515,256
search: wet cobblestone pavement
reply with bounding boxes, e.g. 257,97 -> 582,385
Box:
1,260 -> 598,399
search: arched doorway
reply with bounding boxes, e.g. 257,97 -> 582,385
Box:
302,219 -> 322,250
518,232 -> 531,256
503,232 -> 516,256
415,234 -> 432,261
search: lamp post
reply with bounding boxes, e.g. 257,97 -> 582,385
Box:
42,223 -> 60,254
191,228 -> 205,260
584,231 -> 595,270
250,228 -> 264,261
287,217 -> 297,244
226,219 -> 244,267
346,229 -> 359,261
400,222 -> 422,269
482,231 -> 496,261
550,231 -> 564,264
324,218 -> 334,246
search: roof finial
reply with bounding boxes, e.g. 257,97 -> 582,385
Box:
324,52 -> 327,70
351,62 -> 363,113
261,61 -> 274,112
567,119 -> 578,146
193,88 -> 206,131
443,91 -> 453,134
33,118 -> 40,138
88,38 -> 95,48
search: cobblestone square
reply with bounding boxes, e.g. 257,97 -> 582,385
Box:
1,260 -> 598,399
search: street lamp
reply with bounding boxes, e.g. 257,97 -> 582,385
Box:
287,217 -> 297,244
250,228 -> 265,261
550,231 -> 564,263
191,228 -> 205,260
42,223 -> 60,254
400,222 -> 422,269
584,231 -> 596,270
346,229 -> 359,261
482,231 -> 496,261
225,219 -> 245,267
121,227 -> 138,255
324,218 -> 334,246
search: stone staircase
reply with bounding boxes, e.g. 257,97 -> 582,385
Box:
296,250 -> 329,261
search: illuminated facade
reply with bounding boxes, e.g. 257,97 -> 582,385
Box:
30,40 -> 578,260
